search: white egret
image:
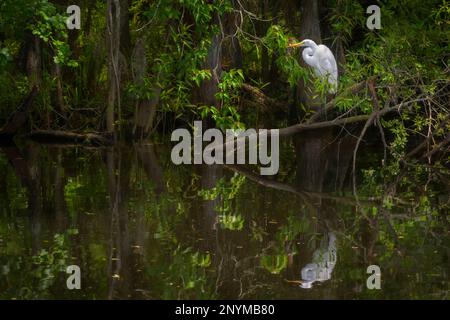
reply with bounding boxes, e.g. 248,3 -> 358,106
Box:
299,232 -> 337,289
289,39 -> 338,94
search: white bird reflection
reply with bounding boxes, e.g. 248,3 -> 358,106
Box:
300,232 -> 337,289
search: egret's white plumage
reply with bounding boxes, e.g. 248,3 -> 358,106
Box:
290,39 -> 338,94
300,232 -> 337,289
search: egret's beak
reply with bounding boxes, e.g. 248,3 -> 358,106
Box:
288,41 -> 304,48
299,280 -> 313,289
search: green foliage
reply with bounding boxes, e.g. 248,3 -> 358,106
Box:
0,0 -> 41,37
30,234 -> 69,293
276,215 -> 310,244
384,119 -> 409,160
0,0 -> 449,300
328,0 -> 365,46
264,25 -> 308,87
219,213 -> 244,231
0,232 -> 71,299
433,0 -> 450,25
0,0 -> 79,68
29,1 -> 77,67
162,245 -> 212,298
0,139 -> 448,299
198,173 -> 246,230
260,254 -> 288,275
200,68 -> 245,129
191,69 -> 212,87
0,47 -> 12,72
133,0 -> 236,125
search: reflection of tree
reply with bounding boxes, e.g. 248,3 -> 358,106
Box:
0,142 -> 75,298
200,164 -> 222,238
0,142 -> 42,253
51,148 -> 67,232
136,143 -> 166,195
224,164 -> 376,206
0,139 -> 448,299
134,143 -> 167,298
199,165 -> 235,298
106,147 -> 134,299
197,165 -> 266,299
107,143 -> 176,299
295,129 -> 356,194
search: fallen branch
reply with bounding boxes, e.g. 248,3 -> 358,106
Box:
27,130 -> 113,146
422,132 -> 450,159
224,164 -> 379,206
306,78 -> 372,124
403,115 -> 450,160
279,111 -> 383,136
209,103 -> 404,156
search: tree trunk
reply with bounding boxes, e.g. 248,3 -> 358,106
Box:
106,0 -> 121,135
283,0 -> 299,33
52,63 -> 67,119
119,0 -> 131,58
293,0 -> 326,192
131,39 -> 160,139
26,33 -> 42,88
222,1 -> 243,69
0,87 -> 37,137
258,0 -> 270,83
295,0 -> 322,115
198,33 -> 222,109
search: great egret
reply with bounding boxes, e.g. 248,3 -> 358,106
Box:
289,39 -> 338,94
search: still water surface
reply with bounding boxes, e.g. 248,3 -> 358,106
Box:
0,137 -> 448,299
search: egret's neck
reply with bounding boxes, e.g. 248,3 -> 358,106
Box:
302,44 -> 318,68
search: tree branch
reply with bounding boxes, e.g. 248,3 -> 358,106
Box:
224,164 -> 379,206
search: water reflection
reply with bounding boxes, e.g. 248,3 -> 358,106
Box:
300,232 -> 337,289
0,138 -> 448,299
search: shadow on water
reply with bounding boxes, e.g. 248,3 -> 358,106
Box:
0,136 -> 448,299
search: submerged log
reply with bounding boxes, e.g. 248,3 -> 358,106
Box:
27,130 -> 113,146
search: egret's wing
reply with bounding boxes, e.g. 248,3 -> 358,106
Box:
318,54 -> 337,80
317,46 -> 338,92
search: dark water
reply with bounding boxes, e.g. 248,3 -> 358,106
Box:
0,135 -> 448,299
